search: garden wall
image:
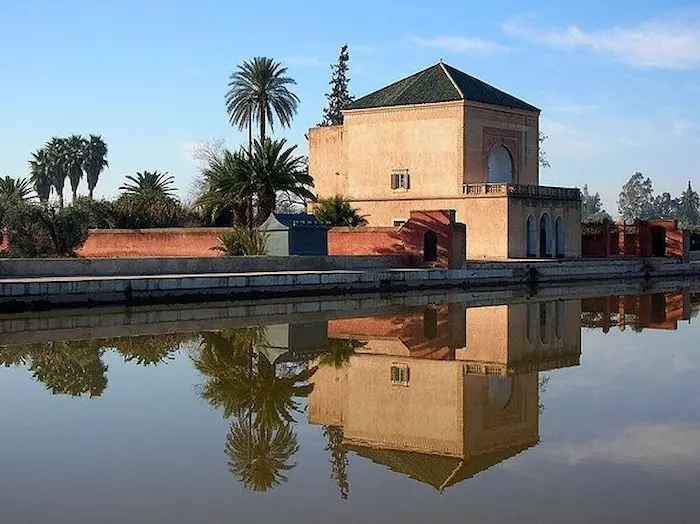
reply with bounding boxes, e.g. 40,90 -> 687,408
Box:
76,228 -> 234,258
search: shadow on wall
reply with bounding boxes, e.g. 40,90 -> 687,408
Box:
327,210 -> 466,268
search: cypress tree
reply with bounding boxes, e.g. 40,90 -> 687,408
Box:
320,45 -> 354,126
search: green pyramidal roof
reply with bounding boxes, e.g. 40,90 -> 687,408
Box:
346,62 -> 539,112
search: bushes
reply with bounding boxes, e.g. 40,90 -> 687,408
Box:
211,226 -> 269,256
1,201 -> 90,257
114,191 -> 187,229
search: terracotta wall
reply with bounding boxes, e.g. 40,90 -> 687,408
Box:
328,209 -> 464,268
582,220 -> 689,261
76,228 -> 233,258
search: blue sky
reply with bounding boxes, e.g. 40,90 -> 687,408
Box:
1,0 -> 699,213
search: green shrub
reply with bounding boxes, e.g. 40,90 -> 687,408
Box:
114,191 -> 186,229
1,201 -> 90,257
211,226 -> 268,256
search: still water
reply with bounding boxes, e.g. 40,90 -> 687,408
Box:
1,287 -> 699,523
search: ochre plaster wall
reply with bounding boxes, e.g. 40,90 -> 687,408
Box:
464,104 -> 539,186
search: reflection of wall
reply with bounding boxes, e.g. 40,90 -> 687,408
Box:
582,292 -> 691,332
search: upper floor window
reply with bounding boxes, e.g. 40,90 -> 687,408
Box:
390,364 -> 410,386
391,170 -> 410,190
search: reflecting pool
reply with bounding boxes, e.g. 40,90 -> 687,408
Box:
1,286 -> 699,523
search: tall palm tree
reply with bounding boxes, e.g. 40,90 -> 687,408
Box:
65,134 -> 87,201
0,176 -> 34,202
84,134 -> 108,199
45,137 -> 69,208
119,171 -> 176,196
29,148 -> 52,205
226,57 -> 299,146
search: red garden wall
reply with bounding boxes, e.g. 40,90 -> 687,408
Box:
76,228 -> 233,258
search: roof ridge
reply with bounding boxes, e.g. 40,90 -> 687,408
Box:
439,62 -> 464,99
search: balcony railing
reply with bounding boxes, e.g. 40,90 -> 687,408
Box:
462,183 -> 580,201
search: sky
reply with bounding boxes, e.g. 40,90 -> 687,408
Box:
1,0 -> 699,213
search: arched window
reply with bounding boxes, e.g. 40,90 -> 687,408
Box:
487,145 -> 514,184
555,216 -> 565,257
539,213 -> 552,257
526,215 -> 537,257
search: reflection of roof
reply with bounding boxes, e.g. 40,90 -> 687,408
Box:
347,438 -> 539,492
346,62 -> 539,112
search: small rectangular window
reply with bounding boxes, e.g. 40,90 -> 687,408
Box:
393,220 -> 406,227
390,364 -> 410,386
391,170 -> 410,190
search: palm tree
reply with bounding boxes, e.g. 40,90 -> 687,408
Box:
249,139 -> 315,223
312,195 -> 367,227
226,418 -> 299,492
0,176 -> 34,202
198,139 -> 315,226
197,149 -> 254,226
226,57 -> 299,146
45,137 -> 68,208
64,134 -> 87,201
319,338 -> 364,369
29,148 -> 52,205
119,171 -> 176,196
84,135 -> 108,199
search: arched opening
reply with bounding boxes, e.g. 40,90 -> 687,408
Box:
526,215 -> 537,257
424,230 -> 438,263
555,216 -> 565,257
539,214 -> 552,257
650,226 -> 666,257
487,145 -> 514,184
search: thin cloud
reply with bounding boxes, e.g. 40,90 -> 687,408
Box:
411,35 -> 510,53
503,13 -> 700,69
544,423 -> 700,473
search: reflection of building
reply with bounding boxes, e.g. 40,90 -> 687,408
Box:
308,301 -> 582,491
256,322 -> 328,364
582,292 -> 691,332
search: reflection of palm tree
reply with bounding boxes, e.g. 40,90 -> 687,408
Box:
319,338 -> 365,369
108,333 -> 195,367
324,425 -> 349,500
0,345 -> 30,367
226,418 -> 298,492
193,325 -> 318,493
29,342 -> 107,397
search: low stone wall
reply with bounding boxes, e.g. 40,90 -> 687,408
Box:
1,258 -> 698,311
76,228 -> 234,258
0,255 -> 415,278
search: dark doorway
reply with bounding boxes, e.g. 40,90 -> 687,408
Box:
424,230 -> 438,263
423,307 -> 438,340
650,294 -> 666,324
650,226 -> 666,257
